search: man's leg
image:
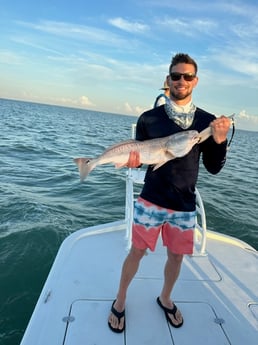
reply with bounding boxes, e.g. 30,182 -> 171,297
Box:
158,249 -> 184,326
108,245 -> 146,331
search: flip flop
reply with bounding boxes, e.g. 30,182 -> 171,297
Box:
108,300 -> 125,333
157,297 -> 184,328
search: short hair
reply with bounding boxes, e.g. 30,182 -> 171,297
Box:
169,53 -> 198,74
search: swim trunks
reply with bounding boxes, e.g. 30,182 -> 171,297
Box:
132,197 -> 196,254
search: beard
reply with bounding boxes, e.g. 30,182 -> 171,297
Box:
170,89 -> 192,101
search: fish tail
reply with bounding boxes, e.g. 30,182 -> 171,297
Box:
198,127 -> 212,143
73,158 -> 95,182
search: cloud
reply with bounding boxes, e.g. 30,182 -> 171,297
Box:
16,20 -> 126,47
124,102 -> 133,113
79,96 -> 94,107
56,96 -> 94,108
123,102 -> 146,116
238,110 -> 258,122
108,17 -> 149,33
235,110 -> 258,131
11,36 -> 64,56
156,17 -> 217,37
239,110 -> 249,119
210,46 -> 258,79
135,105 -> 145,115
18,93 -> 95,109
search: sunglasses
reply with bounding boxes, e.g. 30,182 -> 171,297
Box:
170,72 -> 196,81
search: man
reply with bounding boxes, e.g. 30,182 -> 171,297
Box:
108,53 -> 231,333
153,80 -> 170,107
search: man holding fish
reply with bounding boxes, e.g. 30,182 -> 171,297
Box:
106,53 -> 231,332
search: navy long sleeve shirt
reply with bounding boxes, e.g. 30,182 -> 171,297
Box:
136,105 -> 227,212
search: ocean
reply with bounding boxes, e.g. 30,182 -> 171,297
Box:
0,98 -> 257,345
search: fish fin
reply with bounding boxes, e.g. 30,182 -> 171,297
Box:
152,152 -> 175,170
73,157 -> 95,182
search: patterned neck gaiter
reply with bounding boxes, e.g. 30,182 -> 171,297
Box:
164,100 -> 196,129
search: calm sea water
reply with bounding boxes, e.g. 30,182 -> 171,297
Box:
0,98 -> 257,345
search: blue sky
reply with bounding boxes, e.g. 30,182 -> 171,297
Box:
1,0 -> 258,131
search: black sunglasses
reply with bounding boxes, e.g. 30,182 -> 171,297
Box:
170,72 -> 196,81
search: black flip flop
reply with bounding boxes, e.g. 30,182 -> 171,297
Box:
108,300 -> 126,333
157,297 -> 184,328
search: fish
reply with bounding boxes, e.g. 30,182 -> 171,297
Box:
74,130 -> 206,182
74,114 -> 235,182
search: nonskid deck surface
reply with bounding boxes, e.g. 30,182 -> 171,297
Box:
21,225 -> 258,345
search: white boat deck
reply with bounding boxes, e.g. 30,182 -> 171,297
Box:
20,168 -> 258,345
20,219 -> 258,345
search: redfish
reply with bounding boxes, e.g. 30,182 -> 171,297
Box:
74,130 -> 207,182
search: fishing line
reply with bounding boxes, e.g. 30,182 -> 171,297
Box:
227,114 -> 235,149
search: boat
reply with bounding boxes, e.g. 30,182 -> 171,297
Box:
20,154 -> 258,344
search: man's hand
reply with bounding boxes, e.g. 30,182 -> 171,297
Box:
126,151 -> 141,168
210,116 -> 231,144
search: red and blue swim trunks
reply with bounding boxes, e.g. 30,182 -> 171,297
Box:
132,197 -> 196,255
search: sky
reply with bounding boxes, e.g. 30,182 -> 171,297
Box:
0,0 -> 258,131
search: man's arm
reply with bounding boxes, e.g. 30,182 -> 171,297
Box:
202,116 -> 231,174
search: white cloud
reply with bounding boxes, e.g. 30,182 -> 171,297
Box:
235,110 -> 258,131
238,110 -> 258,122
124,102 -> 133,113
239,110 -> 249,119
16,20 -> 126,47
79,96 -> 94,107
156,17 -> 217,36
123,102 -> 147,116
108,17 -> 149,33
135,105 -> 145,115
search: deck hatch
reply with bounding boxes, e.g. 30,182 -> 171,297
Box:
63,300 -> 230,345
64,300 -> 125,345
170,302 -> 230,345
